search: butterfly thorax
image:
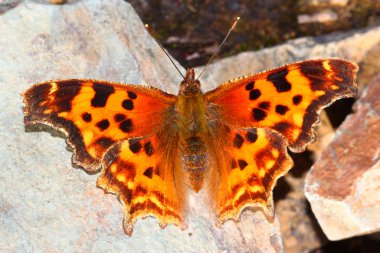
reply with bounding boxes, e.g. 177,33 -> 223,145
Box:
176,68 -> 209,192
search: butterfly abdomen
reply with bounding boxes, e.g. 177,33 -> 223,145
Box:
181,136 -> 208,192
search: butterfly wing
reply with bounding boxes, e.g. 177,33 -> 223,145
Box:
205,59 -> 358,222
205,59 -> 358,151
97,131 -> 186,235
23,80 -> 176,171
207,127 -> 292,222
23,80 -> 187,234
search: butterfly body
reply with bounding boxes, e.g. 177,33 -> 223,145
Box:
23,58 -> 358,235
176,68 -> 210,191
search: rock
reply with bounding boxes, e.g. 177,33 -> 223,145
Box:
305,74 -> 380,241
195,24 -> 380,252
196,26 -> 380,89
298,9 -> 338,24
0,0 -> 20,14
0,0 -> 283,252
357,42 -> 380,93
300,0 -> 350,7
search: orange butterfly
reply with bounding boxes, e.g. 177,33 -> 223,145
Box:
23,57 -> 358,235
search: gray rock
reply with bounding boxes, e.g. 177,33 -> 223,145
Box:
298,9 -> 338,24
0,0 -> 283,252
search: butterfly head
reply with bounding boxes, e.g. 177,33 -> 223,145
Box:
179,68 -> 201,96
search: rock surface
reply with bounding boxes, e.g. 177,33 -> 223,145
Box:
305,74 -> 380,241
298,9 -> 338,24
0,0 -> 283,252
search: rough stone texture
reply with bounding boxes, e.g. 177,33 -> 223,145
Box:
298,9 -> 338,24
0,0 -> 284,252
305,74 -> 380,241
195,25 -> 380,252
300,0 -> 350,7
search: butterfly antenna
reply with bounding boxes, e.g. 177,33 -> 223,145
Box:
145,24 -> 186,80
196,16 -> 240,80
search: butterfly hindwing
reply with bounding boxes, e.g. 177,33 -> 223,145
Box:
205,59 -> 358,151
23,80 -> 176,172
97,133 -> 187,235
207,126 -> 292,223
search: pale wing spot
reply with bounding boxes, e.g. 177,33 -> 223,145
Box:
133,196 -> 146,204
322,60 -> 332,71
110,164 -> 117,173
315,91 -> 326,96
323,60 -> 334,80
116,174 -> 126,183
265,160 -> 275,170
83,130 -> 94,144
293,112 -> 304,127
88,147 -> 97,157
58,111 -> 68,118
250,185 -> 263,193
234,187 -> 246,201
44,108 -> 54,114
151,196 -> 165,209
272,149 -> 279,159
49,82 -> 58,94
127,181 -> 134,189
258,169 -> 266,178
292,129 -> 301,140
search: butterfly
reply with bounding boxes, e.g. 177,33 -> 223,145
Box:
23,58 -> 358,235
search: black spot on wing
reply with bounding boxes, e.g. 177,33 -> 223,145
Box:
127,91 -> 137,99
292,95 -> 302,105
82,112 -> 92,122
114,113 -> 126,122
91,83 -> 115,107
252,108 -> 267,121
144,141 -> 154,156
249,89 -> 261,100
96,119 -> 110,131
246,129 -> 258,143
143,167 -> 153,179
233,133 -> 244,148
275,105 -> 289,115
238,159 -> 248,170
245,82 -> 254,90
119,119 -> 133,133
267,68 -> 291,92
129,139 -> 142,153
122,99 -> 134,110
258,101 -> 270,110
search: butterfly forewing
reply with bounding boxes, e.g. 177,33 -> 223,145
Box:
23,80 -> 176,171
205,59 -> 358,151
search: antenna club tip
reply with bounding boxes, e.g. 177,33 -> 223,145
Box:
236,16 -> 240,20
